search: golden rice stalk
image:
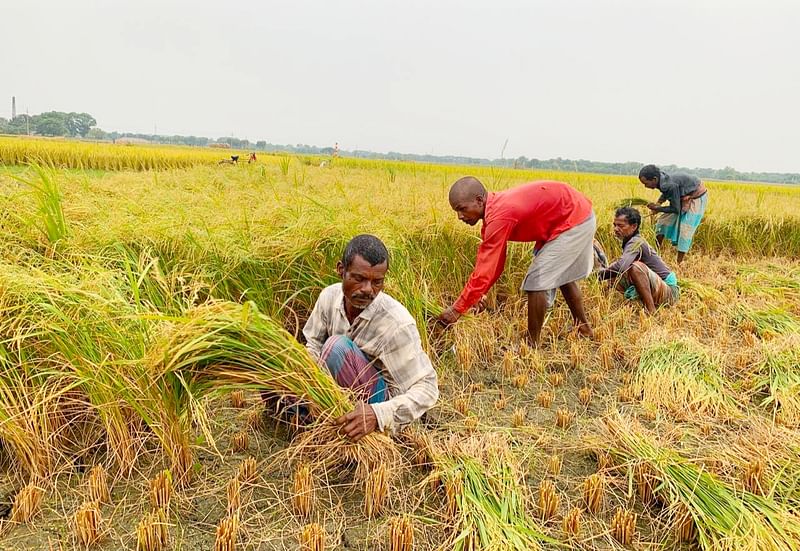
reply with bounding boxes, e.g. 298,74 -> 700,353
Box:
299,522 -> 326,551
237,457 -> 258,485
493,395 -> 508,410
214,513 -> 239,551
538,480 -> 559,522
455,343 -> 474,372
530,349 -> 546,373
675,503 -> 697,543
547,455 -> 562,476
578,387 -> 593,406
11,483 -> 43,523
246,405 -> 266,432
741,458 -> 766,496
292,463 -> 315,519
618,385 -> 636,403
611,507 -> 637,545
537,390 -> 554,409
226,476 -> 241,516
587,372 -> 603,386
501,350 -> 516,378
87,465 -> 110,504
464,416 -> 479,433
230,431 -> 249,454
562,507 -> 582,538
365,463 -> 390,519
583,474 -> 605,514
467,382 -> 485,393
149,470 -> 172,512
74,501 -> 102,547
388,515 -> 414,551
570,341 -> 584,369
555,408 -> 574,429
511,407 -> 526,428
635,462 -> 657,507
136,508 -> 169,551
599,342 -> 614,371
594,449 -> 612,471
548,372 -> 565,387
404,429 -> 434,468
512,372 -> 529,389
230,390 -> 247,409
444,471 -> 463,518
453,397 -> 470,416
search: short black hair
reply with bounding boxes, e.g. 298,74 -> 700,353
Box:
341,234 -> 389,270
615,206 -> 642,229
638,164 -> 660,182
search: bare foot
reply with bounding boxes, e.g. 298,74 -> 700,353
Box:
575,323 -> 595,340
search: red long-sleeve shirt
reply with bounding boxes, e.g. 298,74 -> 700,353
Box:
453,181 -> 593,313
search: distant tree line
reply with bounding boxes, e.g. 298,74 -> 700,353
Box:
0,111 -> 97,138
2,110 -> 797,184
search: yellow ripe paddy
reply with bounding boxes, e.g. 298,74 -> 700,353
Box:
0,136 -> 799,550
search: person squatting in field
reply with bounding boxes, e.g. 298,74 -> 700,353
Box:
639,164 -> 708,264
301,234 -> 439,442
436,177 -> 596,345
596,207 -> 680,314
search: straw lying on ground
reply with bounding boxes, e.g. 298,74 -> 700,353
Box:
602,414 -> 800,551
428,434 -> 554,551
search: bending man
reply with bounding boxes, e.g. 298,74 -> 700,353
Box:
597,207 -> 679,313
436,177 -> 596,345
303,234 -> 439,442
639,164 -> 708,263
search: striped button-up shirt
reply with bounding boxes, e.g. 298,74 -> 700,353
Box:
302,284 -> 439,433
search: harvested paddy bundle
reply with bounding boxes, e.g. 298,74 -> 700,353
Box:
429,434 -> 554,551
149,300 -> 399,477
735,265 -> 800,299
614,197 -> 650,209
603,415 -> 800,551
757,338 -> 800,426
634,339 -> 739,420
734,305 -> 800,338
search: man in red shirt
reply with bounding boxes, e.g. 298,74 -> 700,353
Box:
436,177 -> 596,344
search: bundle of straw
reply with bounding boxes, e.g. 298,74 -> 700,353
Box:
429,435 -> 554,551
613,197 -> 651,210
734,305 -> 800,338
149,300 -> 399,474
635,340 -> 739,420
603,415 -> 800,551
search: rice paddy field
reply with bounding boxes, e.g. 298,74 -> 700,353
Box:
0,136 -> 799,550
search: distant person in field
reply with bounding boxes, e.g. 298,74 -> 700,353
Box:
302,234 -> 439,442
436,177 -> 596,345
248,152 -> 257,163
639,164 -> 708,263
597,207 -> 679,314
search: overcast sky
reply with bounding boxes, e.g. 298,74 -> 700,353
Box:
3,1 -> 799,172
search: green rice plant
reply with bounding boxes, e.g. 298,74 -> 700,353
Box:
604,414 -> 800,551
11,164 -> 69,246
734,305 -> 800,337
429,435 -> 554,551
635,340 -> 739,420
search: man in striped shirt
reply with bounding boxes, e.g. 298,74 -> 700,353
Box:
303,235 -> 439,441
436,177 -> 596,345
